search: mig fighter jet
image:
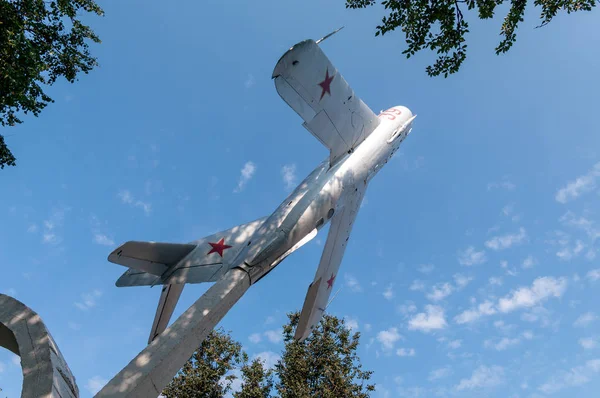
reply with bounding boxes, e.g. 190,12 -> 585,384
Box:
108,28 -> 416,344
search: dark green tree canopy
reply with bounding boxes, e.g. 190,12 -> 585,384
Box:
275,312 -> 375,398
233,358 -> 274,398
0,0 -> 103,169
162,328 -> 248,398
346,0 -> 598,77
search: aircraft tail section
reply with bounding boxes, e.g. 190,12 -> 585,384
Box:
109,216 -> 268,288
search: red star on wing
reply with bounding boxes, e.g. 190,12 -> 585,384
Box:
207,238 -> 232,258
326,273 -> 336,289
318,68 -> 335,101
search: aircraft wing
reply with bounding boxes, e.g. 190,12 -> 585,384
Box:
294,182 -> 366,341
272,39 -> 381,166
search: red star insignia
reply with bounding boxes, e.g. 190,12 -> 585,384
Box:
326,273 -> 336,289
318,68 -> 335,101
207,238 -> 232,258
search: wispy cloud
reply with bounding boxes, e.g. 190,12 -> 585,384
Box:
485,227 -> 527,250
484,331 -> 533,351
93,233 -> 115,246
456,365 -> 505,391
41,206 -> 69,245
263,329 -> 283,344
383,284 -> 395,300
455,300 -> 497,324
555,162 -> 600,203
244,73 -> 256,89
409,280 -> 426,292
396,347 -> 416,357
281,164 -> 297,191
234,161 -> 256,193
408,305 -> 447,332
427,283 -> 454,301
429,366 -> 452,381
75,289 -> 102,311
522,255 -> 537,269
587,269 -> 600,281
574,312 -> 598,327
344,274 -> 363,293
579,337 -> 598,350
118,190 -> 152,215
418,264 -> 435,274
248,333 -> 262,343
487,177 -> 516,191
86,376 -> 108,395
458,246 -> 487,266
377,327 -> 402,350
538,359 -> 600,394
498,276 -> 567,313
344,316 -> 359,332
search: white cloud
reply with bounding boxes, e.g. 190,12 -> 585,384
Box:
234,161 -> 256,193
586,269 -> 600,281
418,264 -> 435,274
487,177 -> 516,191
429,366 -> 452,381
453,274 -> 473,289
498,276 -> 567,313
344,316 -> 359,332
248,333 -> 262,343
522,255 -> 536,269
485,227 -> 527,250
538,358 -> 600,394
458,246 -> 487,266
484,337 -> 521,351
376,327 -> 402,350
408,305 -> 447,332
244,73 -> 255,89
93,233 -> 114,246
344,274 -> 362,292
41,207 -> 69,245
74,289 -> 102,311
118,190 -> 151,215
455,300 -> 496,324
574,312 -> 598,327
11,355 -> 20,366
396,347 -> 416,357
264,329 -> 283,344
253,351 -> 280,369
364,323 -> 372,332
427,283 -> 454,301
0,361 -> 5,373
489,277 -> 503,286
409,280 -> 425,291
579,337 -> 598,350
555,162 -> 600,203
456,365 -> 505,391
448,339 -> 462,349
27,224 -> 38,233
383,284 -> 395,300
281,164 -> 297,191
68,322 -> 81,331
86,376 -> 108,395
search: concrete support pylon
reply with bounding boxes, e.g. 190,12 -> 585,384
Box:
0,294 -> 79,398
94,268 -> 251,397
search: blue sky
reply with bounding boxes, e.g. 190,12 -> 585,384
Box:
1,0 -> 600,397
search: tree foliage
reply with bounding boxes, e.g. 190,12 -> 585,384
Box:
0,0 -> 104,169
345,0 -> 598,77
162,328 -> 248,398
162,312 -> 375,397
275,312 -> 375,398
233,358 -> 274,398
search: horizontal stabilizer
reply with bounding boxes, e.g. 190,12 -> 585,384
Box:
115,269 -> 160,287
108,242 -> 197,276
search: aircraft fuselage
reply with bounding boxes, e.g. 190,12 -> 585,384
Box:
233,105 -> 415,283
